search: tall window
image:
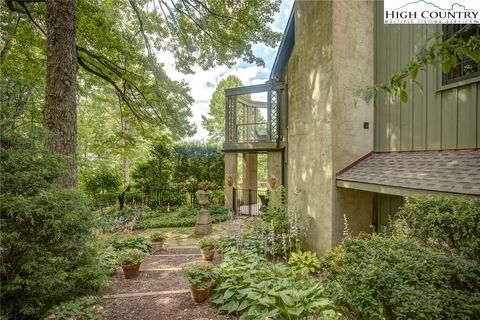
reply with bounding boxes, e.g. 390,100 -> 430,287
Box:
442,24 -> 480,85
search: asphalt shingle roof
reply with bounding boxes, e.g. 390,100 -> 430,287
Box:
336,150 -> 480,196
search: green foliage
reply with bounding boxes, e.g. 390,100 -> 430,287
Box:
134,205 -> 228,229
288,251 -> 321,274
81,165 -> 122,207
201,75 -> 244,143
320,233 -> 480,320
44,296 -> 107,320
398,196 -> 480,262
119,249 -> 148,265
259,187 -> 310,259
98,247 -> 120,275
107,234 -> 153,253
358,28 -> 480,105
213,251 -> 333,320
198,238 -> 217,251
0,131 -> 67,196
182,261 -> 217,289
0,132 -> 108,319
173,143 -> 224,192
217,235 -> 264,256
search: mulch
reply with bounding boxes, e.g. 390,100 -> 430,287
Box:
106,294 -> 235,320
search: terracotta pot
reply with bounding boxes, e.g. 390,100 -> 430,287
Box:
152,241 -> 164,252
122,263 -> 141,279
201,248 -> 215,261
190,284 -> 212,303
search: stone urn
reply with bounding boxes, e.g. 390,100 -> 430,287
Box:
195,189 -> 212,235
195,189 -> 210,205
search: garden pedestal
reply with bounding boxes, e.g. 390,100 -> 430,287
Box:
195,209 -> 212,235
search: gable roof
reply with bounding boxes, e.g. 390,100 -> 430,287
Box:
336,150 -> 480,197
269,4 -> 295,80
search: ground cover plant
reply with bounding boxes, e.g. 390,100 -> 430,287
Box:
134,205 -> 229,229
44,296 -> 107,320
213,249 -> 334,320
107,234 -> 153,253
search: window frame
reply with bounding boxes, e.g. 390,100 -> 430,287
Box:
437,24 -> 480,91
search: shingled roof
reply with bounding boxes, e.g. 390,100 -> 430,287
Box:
336,150 -> 480,197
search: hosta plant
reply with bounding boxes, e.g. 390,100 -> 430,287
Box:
213,250 -> 334,320
288,251 -> 321,273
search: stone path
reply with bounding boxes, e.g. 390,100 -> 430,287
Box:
103,247 -> 235,320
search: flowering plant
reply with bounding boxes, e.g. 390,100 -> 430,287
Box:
182,261 -> 217,289
44,296 -> 107,320
119,249 -> 148,266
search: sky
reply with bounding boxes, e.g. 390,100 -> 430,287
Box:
160,0 -> 294,141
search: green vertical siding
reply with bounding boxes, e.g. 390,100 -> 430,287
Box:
374,3 -> 479,151
374,194 -> 403,233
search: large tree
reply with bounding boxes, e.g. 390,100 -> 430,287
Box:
2,0 -> 282,186
201,75 -> 244,143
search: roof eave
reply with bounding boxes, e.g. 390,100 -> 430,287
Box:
269,4 -> 295,80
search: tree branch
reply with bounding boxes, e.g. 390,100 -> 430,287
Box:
128,0 -> 153,56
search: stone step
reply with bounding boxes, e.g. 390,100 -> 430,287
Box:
107,269 -> 187,295
141,254 -> 202,269
103,289 -> 190,299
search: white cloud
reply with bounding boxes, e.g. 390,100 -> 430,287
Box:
159,0 -> 294,141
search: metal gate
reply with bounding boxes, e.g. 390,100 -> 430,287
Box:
232,188 -> 268,216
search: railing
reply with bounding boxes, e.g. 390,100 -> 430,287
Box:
233,188 -> 268,216
224,81 -> 283,145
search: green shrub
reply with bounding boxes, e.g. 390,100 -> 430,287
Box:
134,205 -> 228,229
81,165 -> 121,208
1,189 -> 109,319
44,296 -> 107,320
398,196 -> 480,261
213,250 -> 334,320
320,233 -> 480,320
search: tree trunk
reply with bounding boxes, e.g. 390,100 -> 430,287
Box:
44,0 -> 77,187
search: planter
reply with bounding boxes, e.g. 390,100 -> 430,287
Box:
195,190 -> 210,205
152,241 -> 164,252
122,263 -> 141,279
190,284 -> 212,303
201,248 -> 215,261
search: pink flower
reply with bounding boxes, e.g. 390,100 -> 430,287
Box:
48,314 -> 57,319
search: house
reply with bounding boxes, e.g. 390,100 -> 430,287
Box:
223,1 -> 480,255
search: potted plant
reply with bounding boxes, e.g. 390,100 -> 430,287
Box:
150,232 -> 166,252
120,249 -> 148,279
182,261 -> 217,303
198,238 -> 216,261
